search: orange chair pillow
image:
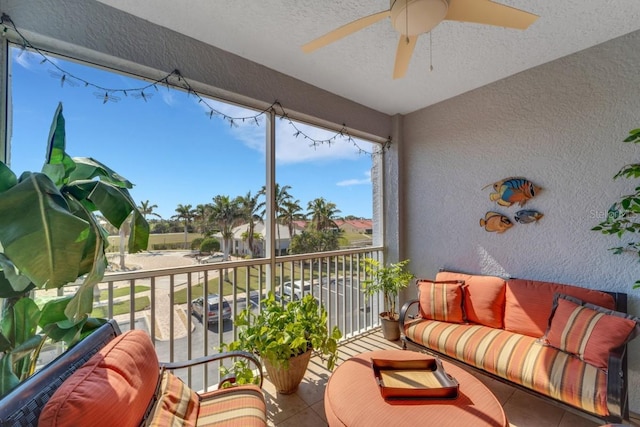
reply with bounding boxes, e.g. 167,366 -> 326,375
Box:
417,280 -> 466,323
541,294 -> 640,370
39,330 -> 160,427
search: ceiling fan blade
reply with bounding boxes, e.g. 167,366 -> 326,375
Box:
393,35 -> 418,79
302,10 -> 390,53
445,0 -> 538,30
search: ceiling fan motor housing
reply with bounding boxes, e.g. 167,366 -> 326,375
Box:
390,0 -> 449,35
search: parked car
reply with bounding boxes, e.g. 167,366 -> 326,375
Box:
282,280 -> 312,301
199,253 -> 225,264
190,294 -> 232,323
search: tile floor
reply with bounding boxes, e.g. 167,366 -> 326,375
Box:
262,328 -> 639,427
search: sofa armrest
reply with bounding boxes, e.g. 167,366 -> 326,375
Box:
606,344 -> 628,423
160,350 -> 263,388
399,299 -> 420,329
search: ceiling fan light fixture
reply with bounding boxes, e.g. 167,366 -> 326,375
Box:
390,0 -> 449,36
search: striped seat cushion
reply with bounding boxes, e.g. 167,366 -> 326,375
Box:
196,385 -> 267,426
404,319 -> 609,417
145,371 -> 199,426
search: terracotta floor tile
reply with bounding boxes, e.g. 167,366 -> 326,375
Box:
268,329 -> 611,427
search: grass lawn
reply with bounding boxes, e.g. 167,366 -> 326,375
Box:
173,264 -> 326,303
92,296 -> 150,317
100,285 -> 149,299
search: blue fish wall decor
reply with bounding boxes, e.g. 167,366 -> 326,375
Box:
514,210 -> 544,224
482,177 -> 542,207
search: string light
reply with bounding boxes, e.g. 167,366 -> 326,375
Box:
0,13 -> 391,156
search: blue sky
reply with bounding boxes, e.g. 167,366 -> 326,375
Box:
8,46 -> 377,220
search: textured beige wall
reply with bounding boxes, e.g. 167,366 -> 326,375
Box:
402,30 -> 640,412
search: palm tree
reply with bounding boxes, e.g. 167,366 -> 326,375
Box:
259,184 -> 293,255
138,200 -> 162,220
236,191 -> 263,258
194,203 -> 213,235
307,197 -> 341,231
172,204 -> 196,249
209,195 -> 242,261
280,199 -> 304,239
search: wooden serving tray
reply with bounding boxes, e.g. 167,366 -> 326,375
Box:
371,357 -> 459,400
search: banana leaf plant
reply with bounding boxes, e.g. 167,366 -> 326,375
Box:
0,103 -> 149,397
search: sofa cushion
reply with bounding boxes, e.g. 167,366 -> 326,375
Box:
436,271 -> 506,328
39,330 -> 160,427
417,279 -> 465,323
404,319 -> 609,416
542,294 -> 640,370
504,279 -> 616,338
145,370 -> 199,426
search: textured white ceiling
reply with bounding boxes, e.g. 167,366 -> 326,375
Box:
97,0 -> 640,115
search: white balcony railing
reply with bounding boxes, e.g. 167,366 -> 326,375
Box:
48,246 -> 384,391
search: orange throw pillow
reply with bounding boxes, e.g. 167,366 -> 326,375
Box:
436,271 -> 506,328
542,294 -> 640,370
417,280 -> 465,323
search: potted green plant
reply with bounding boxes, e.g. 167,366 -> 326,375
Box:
361,258 -> 414,341
0,103 -> 149,397
592,127 -> 640,288
225,293 -> 341,394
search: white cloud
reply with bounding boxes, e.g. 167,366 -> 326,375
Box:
191,96 -> 376,164
161,90 -> 175,106
337,170 -> 371,187
13,49 -> 41,70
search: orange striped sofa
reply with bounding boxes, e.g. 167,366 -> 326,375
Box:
399,270 -> 639,424
0,320 -> 267,427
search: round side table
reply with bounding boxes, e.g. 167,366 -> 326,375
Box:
324,350 -> 507,427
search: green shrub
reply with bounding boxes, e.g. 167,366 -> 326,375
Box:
191,237 -> 204,251
200,237 -> 220,254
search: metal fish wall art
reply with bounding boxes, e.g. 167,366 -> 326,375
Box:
514,210 -> 544,224
480,212 -> 513,233
483,177 -> 542,208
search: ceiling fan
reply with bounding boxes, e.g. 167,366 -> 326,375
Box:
302,0 -> 539,79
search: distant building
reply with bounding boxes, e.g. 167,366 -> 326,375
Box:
229,222 -> 304,257
334,219 -> 373,235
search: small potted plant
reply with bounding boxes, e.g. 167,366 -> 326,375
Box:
361,258 -> 414,341
225,293 -> 341,394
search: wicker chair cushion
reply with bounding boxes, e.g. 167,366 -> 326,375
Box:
39,330 -> 160,427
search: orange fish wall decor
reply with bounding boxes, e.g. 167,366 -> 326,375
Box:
483,177 -> 542,207
480,212 -> 513,233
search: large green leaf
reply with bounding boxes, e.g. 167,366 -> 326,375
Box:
0,331 -> 11,352
5,298 -> 40,347
0,255 -> 34,298
42,103 -> 76,187
0,162 -> 17,193
62,196 -> 104,278
66,180 -> 134,228
0,173 -> 89,289
64,274 -> 103,322
64,201 -> 107,321
65,180 -> 149,253
129,211 -> 150,253
0,354 -> 20,398
69,157 -> 133,189
10,335 -> 43,364
39,296 -> 73,327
